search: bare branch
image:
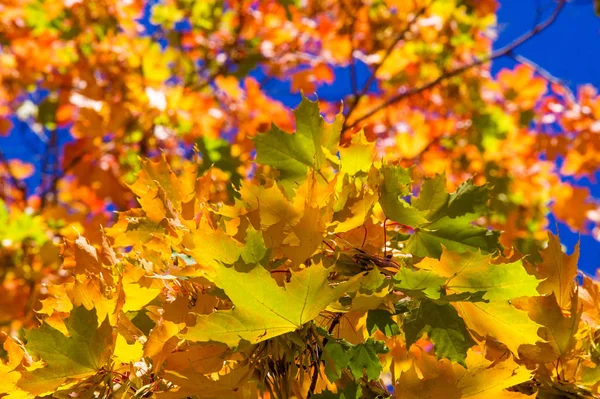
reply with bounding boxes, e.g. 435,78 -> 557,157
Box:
346,0 -> 567,130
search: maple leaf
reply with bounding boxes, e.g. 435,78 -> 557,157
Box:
413,173 -> 448,217
180,261 -> 358,346
402,177 -> 501,258
403,299 -> 475,366
113,334 -> 143,364
18,307 -> 113,395
453,301 -> 542,355
393,267 -> 446,299
253,95 -> 341,196
405,215 -> 501,259
160,365 -> 252,398
537,232 -> 580,310
395,348 -> 533,399
419,249 -> 540,301
339,130 -> 376,176
379,164 -> 429,228
516,292 -> 582,362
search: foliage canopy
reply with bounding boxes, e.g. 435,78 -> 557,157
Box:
1,0 -> 600,398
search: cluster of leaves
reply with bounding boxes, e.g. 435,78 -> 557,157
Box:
0,0 -> 600,397
1,0 -> 599,332
2,98 -> 600,398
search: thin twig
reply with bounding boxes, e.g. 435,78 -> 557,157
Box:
346,0 -> 567,130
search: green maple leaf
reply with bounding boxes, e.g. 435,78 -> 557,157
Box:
414,174 -> 491,221
405,215 -> 501,259
366,309 -> 400,337
404,176 -> 500,258
393,267 -> 446,300
253,95 -> 341,196
323,341 -> 351,382
444,178 -> 491,218
323,339 -> 387,383
379,164 -> 429,228
180,261 -> 358,346
413,173 -> 448,217
347,339 -> 386,381
313,381 -> 362,399
403,299 -> 474,366
19,307 -> 113,395
432,249 -> 540,301
239,226 -> 269,267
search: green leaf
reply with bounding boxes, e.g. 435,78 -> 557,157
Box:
419,178 -> 491,222
393,267 -> 446,299
405,215 -> 501,259
413,173 -> 449,217
445,179 -> 491,218
430,249 -> 540,301
379,165 -> 428,227
323,341 -> 351,382
181,261 -> 359,346
253,95 -> 340,196
347,339 -> 386,381
366,309 -> 400,337
403,299 -> 474,366
19,307 -> 113,395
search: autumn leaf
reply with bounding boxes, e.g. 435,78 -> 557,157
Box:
405,215 -> 501,259
379,164 -> 429,228
537,232 -> 580,310
181,261 -> 359,346
418,249 -> 540,301
453,301 -> 542,355
404,299 -> 475,366
253,95 -> 341,196
18,307 -> 113,395
395,348 -> 533,398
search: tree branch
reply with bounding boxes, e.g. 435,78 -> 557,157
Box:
345,0 -> 567,130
